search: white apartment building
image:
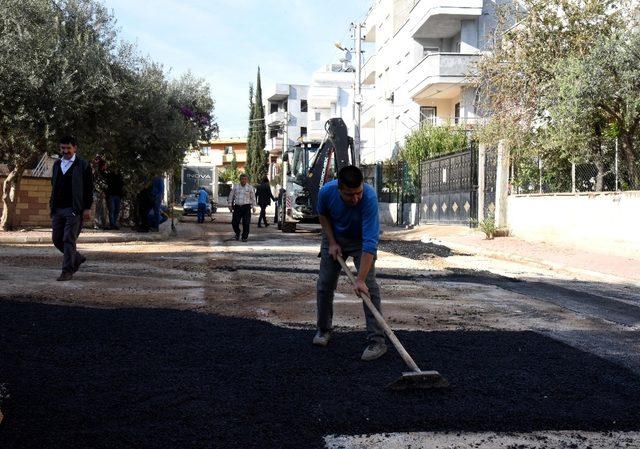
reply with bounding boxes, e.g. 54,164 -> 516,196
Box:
265,84 -> 309,157
361,0 -> 500,162
307,63 -> 375,159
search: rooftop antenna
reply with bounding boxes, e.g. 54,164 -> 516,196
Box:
334,42 -> 353,72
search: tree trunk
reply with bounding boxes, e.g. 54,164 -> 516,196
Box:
621,134 -> 639,189
1,165 -> 25,231
594,159 -> 604,192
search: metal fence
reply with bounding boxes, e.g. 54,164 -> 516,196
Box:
361,161 -> 419,204
512,142 -> 638,194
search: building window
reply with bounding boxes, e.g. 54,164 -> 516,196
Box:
270,102 -> 278,114
300,100 -> 308,112
454,103 -> 460,124
283,102 -> 288,112
225,145 -> 234,154
300,127 -> 307,138
269,128 -> 278,139
201,146 -> 211,156
315,112 -> 321,121
420,106 -> 437,125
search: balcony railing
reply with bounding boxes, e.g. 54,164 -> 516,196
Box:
417,116 -> 483,129
408,52 -> 479,99
266,138 -> 284,153
266,111 -> 286,125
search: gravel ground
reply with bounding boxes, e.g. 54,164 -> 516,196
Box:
1,300 -> 640,449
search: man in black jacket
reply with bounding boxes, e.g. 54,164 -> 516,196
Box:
255,176 -> 275,228
49,136 -> 94,281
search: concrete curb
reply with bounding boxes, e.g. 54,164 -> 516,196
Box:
425,236 -> 640,287
0,220 -> 176,245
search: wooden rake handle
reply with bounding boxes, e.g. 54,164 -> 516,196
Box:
337,255 -> 422,373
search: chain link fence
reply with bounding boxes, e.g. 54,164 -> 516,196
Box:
512,143 -> 637,193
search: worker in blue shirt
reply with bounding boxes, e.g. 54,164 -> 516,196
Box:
312,165 -> 386,361
197,186 -> 209,224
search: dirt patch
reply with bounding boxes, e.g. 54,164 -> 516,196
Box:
1,300 -> 640,449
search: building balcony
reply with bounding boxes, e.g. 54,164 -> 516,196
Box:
266,138 -> 284,154
266,111 -> 287,126
266,84 -> 289,101
362,54 -> 376,85
408,0 -> 483,39
308,86 -> 340,109
361,103 -> 375,128
407,52 -> 479,100
419,116 -> 482,129
223,152 -> 247,163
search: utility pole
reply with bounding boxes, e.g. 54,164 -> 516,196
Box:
352,22 -> 363,167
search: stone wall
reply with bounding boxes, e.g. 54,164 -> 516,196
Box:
0,176 -> 52,227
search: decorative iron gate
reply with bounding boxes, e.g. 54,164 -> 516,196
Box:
483,147 -> 498,218
420,146 -> 478,224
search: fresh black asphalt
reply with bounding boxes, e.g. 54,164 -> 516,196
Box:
1,300 -> 640,449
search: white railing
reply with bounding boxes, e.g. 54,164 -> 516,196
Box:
418,116 -> 483,128
408,52 -> 479,98
266,111 -> 286,125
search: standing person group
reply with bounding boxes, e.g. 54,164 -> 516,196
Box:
50,136 -> 94,282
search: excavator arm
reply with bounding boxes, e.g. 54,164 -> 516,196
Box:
304,118 -> 354,215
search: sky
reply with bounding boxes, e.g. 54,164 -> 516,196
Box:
102,0 -> 372,139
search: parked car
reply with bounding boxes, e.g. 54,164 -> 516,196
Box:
182,194 -> 216,216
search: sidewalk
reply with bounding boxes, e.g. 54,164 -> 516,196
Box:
0,219 -> 175,244
381,224 -> 640,285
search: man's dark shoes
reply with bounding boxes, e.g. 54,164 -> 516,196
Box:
241,238 -> 248,242
361,341 -> 387,361
257,224 -> 263,228
73,255 -> 87,273
312,330 -> 331,347
56,271 -> 73,282
265,223 -> 269,227
234,234 -> 240,241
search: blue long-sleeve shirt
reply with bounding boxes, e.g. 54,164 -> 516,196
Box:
197,188 -> 209,204
316,180 -> 380,255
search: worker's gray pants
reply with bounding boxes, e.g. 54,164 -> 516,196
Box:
316,235 -> 385,343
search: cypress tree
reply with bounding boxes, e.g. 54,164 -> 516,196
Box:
245,83 -> 255,179
253,67 -> 267,181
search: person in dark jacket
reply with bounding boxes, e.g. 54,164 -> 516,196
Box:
150,175 -> 164,231
49,135 -> 94,282
255,176 -> 276,227
105,168 -> 124,230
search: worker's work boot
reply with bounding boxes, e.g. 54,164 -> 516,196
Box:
361,341 -> 387,361
312,330 -> 331,347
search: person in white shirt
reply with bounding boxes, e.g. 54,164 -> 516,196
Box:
227,173 -> 256,241
49,135 -> 94,281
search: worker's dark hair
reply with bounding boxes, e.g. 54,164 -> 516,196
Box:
337,165 -> 363,189
59,135 -> 77,146
239,173 -> 248,179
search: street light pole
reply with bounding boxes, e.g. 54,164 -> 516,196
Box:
353,22 -> 363,167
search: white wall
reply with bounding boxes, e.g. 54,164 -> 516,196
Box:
507,192 -> 640,254
378,202 -> 420,226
